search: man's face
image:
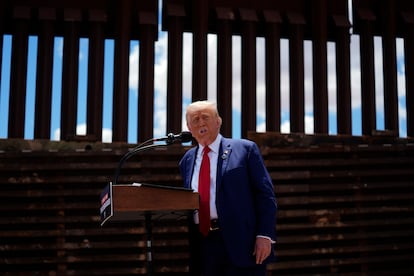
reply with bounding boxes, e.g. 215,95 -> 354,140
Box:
187,108 -> 221,146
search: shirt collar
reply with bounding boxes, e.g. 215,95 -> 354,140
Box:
200,134 -> 222,154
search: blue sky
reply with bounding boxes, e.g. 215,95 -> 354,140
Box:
0,5 -> 409,143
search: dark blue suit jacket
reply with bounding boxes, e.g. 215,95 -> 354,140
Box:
179,137 -> 277,267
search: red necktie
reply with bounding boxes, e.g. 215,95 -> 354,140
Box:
198,146 -> 211,236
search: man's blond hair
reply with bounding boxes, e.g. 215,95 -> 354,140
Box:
185,100 -> 222,125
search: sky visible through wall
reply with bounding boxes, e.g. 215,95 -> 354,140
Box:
0,1 -> 409,143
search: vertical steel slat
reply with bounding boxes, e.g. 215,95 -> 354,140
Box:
138,19 -> 156,142
264,10 -> 282,133
312,0 -> 329,134
112,0 -> 131,142
402,12 -> 414,137
381,1 -> 399,136
86,10 -> 106,142
240,9 -> 257,139
60,9 -> 81,141
34,8 -> 55,139
166,4 -> 185,134
191,0 -> 208,102
288,13 -> 305,133
8,7 -> 30,138
334,15 -> 352,135
358,9 -> 377,136
216,8 -> 234,137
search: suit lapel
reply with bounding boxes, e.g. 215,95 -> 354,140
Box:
216,138 -> 232,191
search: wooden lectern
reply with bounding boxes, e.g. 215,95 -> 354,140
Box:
100,182 -> 199,275
100,182 -> 199,225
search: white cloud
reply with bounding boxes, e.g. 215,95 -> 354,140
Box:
350,35 -> 362,110
257,121 -> 266,132
154,33 -> 168,94
52,128 -> 60,141
102,128 -> 113,143
281,120 -> 290,133
153,32 -> 168,136
207,34 -> 217,102
183,33 -> 193,100
77,123 -> 86,135
129,44 -> 140,91
280,39 -> 290,115
374,37 -> 384,114
232,36 -> 242,112
305,115 -> 314,134
327,42 -> 337,114
256,37 -> 266,118
396,38 -> 406,98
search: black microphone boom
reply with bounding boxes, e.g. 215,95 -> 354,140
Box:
153,131 -> 192,144
112,131 -> 193,185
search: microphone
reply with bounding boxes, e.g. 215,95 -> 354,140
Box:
153,131 -> 193,144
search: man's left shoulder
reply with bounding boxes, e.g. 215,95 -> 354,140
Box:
222,137 -> 255,147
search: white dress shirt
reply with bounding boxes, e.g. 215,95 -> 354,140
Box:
191,134 -> 222,222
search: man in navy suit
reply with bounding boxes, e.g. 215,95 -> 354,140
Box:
179,100 -> 277,275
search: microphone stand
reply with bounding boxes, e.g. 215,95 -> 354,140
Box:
112,132 -> 191,186
110,135 -> 187,276
112,143 -> 167,186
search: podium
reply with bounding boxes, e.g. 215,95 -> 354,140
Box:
100,182 -> 199,224
100,182 -> 199,275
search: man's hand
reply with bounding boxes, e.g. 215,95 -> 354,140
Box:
253,237 -> 272,264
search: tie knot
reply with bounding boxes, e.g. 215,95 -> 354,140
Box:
203,146 -> 211,155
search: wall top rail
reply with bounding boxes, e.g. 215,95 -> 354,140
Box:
0,0 -> 158,39
162,0 -> 350,40
353,0 -> 414,37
